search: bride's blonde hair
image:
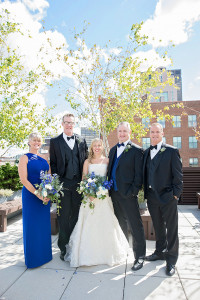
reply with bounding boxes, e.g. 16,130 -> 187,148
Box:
88,138 -> 104,163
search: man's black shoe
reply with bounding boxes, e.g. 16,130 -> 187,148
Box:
131,259 -> 144,271
145,252 -> 165,261
60,251 -> 66,261
166,263 -> 175,276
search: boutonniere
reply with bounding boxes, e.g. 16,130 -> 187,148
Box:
159,147 -> 166,154
124,145 -> 132,153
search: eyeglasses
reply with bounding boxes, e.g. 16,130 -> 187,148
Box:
63,121 -> 75,125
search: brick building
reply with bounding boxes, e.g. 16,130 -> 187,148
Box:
107,100 -> 200,168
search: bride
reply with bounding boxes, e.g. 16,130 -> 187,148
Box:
64,138 -> 130,267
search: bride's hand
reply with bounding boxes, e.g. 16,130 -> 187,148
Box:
89,196 -> 95,201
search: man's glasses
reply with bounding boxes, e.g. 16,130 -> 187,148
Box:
63,121 -> 75,125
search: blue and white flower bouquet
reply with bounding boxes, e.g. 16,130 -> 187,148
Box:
77,172 -> 113,209
34,171 -> 64,215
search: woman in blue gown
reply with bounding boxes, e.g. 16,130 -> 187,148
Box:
18,133 -> 52,268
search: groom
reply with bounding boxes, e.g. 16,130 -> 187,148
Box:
108,121 -> 146,271
50,113 -> 88,260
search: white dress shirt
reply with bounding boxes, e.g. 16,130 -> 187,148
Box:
150,140 -> 163,159
117,140 -> 130,158
63,133 -> 75,150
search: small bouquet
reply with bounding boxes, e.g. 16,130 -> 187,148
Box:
77,172 -> 113,210
34,171 -> 64,215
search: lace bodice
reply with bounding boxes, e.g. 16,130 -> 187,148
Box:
88,164 -> 107,177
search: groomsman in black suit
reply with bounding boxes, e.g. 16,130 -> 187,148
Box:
143,123 -> 183,276
50,113 -> 88,260
108,122 -> 146,271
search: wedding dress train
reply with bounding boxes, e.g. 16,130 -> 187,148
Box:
64,164 -> 130,267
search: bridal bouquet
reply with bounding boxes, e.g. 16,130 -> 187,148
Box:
34,171 -> 64,215
77,172 -> 113,209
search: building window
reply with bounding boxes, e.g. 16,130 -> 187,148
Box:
142,138 -> 150,150
189,158 -> 198,167
173,137 -> 181,149
156,92 -> 168,102
189,136 -> 198,148
157,117 -> 165,128
142,117 -> 150,129
188,115 -> 197,127
173,116 -> 181,127
162,137 -> 166,144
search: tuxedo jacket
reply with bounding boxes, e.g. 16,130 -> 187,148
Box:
50,133 -> 88,177
107,141 -> 143,198
143,144 -> 183,202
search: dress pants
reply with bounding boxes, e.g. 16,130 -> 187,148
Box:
111,190 -> 146,260
57,177 -> 82,253
147,188 -> 179,265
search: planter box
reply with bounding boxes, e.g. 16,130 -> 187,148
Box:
0,190 -> 22,204
140,210 -> 156,241
50,208 -> 58,235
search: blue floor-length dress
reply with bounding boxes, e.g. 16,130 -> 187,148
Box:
22,153 -> 52,268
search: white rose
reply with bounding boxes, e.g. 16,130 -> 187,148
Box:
43,191 -> 47,197
88,178 -> 94,183
45,184 -> 52,190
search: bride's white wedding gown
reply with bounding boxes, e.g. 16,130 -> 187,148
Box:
64,163 -> 130,267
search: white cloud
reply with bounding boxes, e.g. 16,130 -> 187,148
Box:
0,1 -> 71,108
132,49 -> 171,72
141,0 -> 200,47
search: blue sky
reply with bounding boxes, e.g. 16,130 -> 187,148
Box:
1,0 -> 200,117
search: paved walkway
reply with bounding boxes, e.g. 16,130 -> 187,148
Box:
0,205 -> 200,300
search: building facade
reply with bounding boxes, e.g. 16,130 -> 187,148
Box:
149,67 -> 182,103
107,100 -> 200,168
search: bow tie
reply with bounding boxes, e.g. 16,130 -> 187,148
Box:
117,143 -> 125,148
150,145 -> 157,150
67,136 -> 74,141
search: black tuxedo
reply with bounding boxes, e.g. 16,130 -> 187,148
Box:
50,133 -> 88,253
143,144 -> 183,265
108,141 -> 146,260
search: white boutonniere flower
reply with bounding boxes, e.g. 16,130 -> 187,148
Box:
160,147 -> 166,154
124,145 -> 132,153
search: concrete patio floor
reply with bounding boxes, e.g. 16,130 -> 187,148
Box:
0,205 -> 200,300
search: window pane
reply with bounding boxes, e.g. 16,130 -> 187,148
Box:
188,115 -> 197,127
142,138 -> 150,150
173,116 -> 181,128
163,137 -> 166,144
189,136 -> 197,148
157,117 -> 165,128
156,92 -> 168,102
142,117 -> 150,129
189,158 -> 198,167
173,137 -> 181,149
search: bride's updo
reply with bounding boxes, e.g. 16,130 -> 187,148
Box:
88,138 -> 104,163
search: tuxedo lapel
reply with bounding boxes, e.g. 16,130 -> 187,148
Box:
151,144 -> 166,172
143,148 -> 150,174
58,134 -> 66,164
110,145 -> 117,165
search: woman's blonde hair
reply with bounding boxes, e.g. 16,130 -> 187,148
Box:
88,138 -> 104,163
28,132 -> 42,146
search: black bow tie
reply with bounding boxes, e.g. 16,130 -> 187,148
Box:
67,136 -> 74,141
150,145 -> 157,150
117,143 -> 125,148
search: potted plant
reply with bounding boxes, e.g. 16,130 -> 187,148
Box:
0,189 -> 14,204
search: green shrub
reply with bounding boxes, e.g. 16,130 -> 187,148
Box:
138,189 -> 145,203
0,163 -> 22,191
